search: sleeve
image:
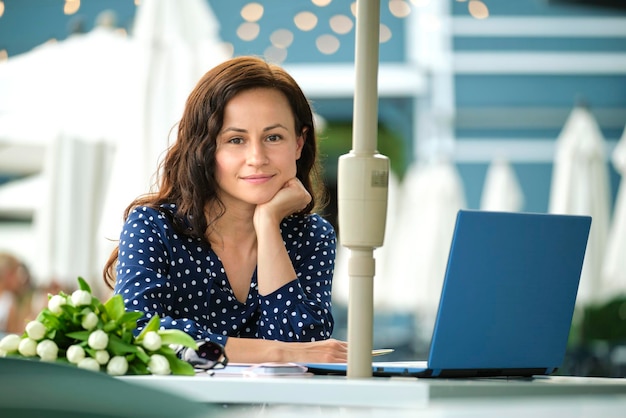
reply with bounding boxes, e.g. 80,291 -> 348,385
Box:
256,215 -> 337,341
113,207 -> 229,346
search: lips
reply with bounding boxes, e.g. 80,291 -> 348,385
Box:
241,174 -> 274,184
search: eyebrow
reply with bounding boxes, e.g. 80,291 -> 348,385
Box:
220,124 -> 289,134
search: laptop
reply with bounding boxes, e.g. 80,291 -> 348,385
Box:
306,210 -> 592,378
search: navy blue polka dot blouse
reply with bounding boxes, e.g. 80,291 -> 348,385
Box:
113,204 -> 337,346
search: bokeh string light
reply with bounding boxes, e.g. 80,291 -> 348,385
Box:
237,0 -> 487,61
0,1 -> 489,67
64,0 -> 80,15
468,0 -> 489,19
329,14 -> 354,35
294,11 -> 319,32
241,2 -> 264,22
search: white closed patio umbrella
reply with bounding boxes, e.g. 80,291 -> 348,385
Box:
548,106 -> 611,306
383,159 -> 466,344
33,135 -> 115,291
480,158 -> 524,212
602,124 -> 626,299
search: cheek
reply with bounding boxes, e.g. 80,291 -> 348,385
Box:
284,155 -> 299,178
213,155 -> 230,182
290,145 -> 303,176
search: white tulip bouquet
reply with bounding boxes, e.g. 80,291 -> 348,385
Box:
0,277 -> 198,376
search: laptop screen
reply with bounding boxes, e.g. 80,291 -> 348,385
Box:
427,210 -> 591,374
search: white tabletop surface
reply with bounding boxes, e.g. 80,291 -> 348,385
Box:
120,372 -> 626,414
121,373 -> 429,409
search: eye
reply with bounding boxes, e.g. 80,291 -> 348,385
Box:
266,134 -> 282,142
227,137 -> 244,145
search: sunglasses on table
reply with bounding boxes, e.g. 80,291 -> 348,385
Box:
179,340 -> 228,372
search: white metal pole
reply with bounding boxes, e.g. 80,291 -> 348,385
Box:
352,0 -> 380,155
338,0 -> 389,379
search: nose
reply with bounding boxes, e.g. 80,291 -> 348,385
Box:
246,140 -> 268,166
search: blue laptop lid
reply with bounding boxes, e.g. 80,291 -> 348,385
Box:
427,210 -> 591,375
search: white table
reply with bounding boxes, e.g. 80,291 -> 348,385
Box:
121,374 -> 429,409
10,355 -> 625,417
120,373 -> 626,414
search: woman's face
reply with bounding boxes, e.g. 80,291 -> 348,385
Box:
214,88 -> 305,210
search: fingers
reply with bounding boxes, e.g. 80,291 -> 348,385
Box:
284,339 -> 348,363
259,178 -> 311,219
283,178 -> 312,209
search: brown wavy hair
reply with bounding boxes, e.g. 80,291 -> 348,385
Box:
103,56 -> 327,289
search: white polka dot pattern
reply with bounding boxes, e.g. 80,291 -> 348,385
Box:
113,205 -> 337,345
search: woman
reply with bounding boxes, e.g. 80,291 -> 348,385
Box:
0,252 -> 32,336
104,56 -> 347,363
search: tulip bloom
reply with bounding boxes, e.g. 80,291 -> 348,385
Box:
77,357 -> 100,372
37,339 -> 59,362
0,334 -> 21,353
148,354 -> 171,375
66,344 -> 86,364
25,320 -> 47,341
48,294 -> 67,314
88,330 -> 109,350
142,332 -> 162,351
94,350 -> 110,365
81,311 -> 98,330
106,356 -> 129,376
18,338 -> 37,357
71,289 -> 92,307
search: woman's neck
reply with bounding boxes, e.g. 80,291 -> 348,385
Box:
205,201 -> 257,251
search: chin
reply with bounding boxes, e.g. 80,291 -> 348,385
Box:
242,193 -> 276,206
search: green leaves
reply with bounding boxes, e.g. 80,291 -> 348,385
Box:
162,351 -> 195,376
158,329 -> 198,350
65,330 -> 90,341
77,276 -> 92,292
137,315 -> 161,339
118,311 -> 143,330
107,333 -> 139,357
104,295 -> 125,322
